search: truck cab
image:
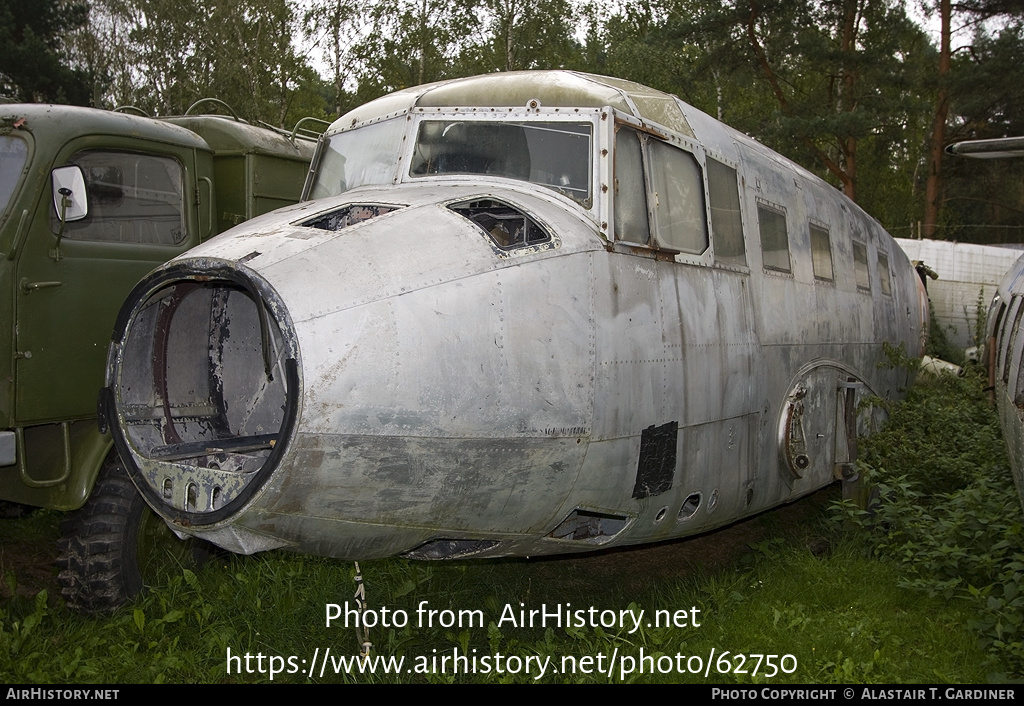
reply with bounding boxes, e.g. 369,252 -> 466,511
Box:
0,104 -> 317,609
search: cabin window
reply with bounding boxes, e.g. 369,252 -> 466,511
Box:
991,299 -> 1007,368
52,151 -> 185,245
613,128 -> 650,245
1012,314 -> 1024,406
998,296 -> 1022,384
707,158 -> 745,266
877,252 -> 892,296
1004,296 -> 1024,385
309,117 -> 406,199
853,241 -> 870,291
410,120 -> 593,205
809,223 -> 833,281
648,140 -> 708,254
757,203 -> 790,272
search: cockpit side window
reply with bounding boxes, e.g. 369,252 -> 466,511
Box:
613,127 -> 650,245
648,140 -> 708,255
410,121 -> 592,206
612,126 -> 709,256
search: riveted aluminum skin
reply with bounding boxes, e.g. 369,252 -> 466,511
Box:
105,71 -> 925,561
987,255 -> 1024,512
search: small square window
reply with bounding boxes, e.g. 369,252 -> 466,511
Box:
708,158 -> 745,266
810,224 -> 833,281
853,241 -> 870,292
758,203 -> 790,272
877,252 -> 891,296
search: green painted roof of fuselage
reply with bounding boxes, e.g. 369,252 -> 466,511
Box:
332,71 -> 695,137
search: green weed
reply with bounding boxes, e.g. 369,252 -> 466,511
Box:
837,365 -> 1024,679
0,363 -> 1013,683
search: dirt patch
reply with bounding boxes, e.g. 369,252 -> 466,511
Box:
0,486 -> 839,607
0,506 -> 62,603
515,485 -> 838,599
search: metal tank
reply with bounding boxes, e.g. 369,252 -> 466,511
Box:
896,238 -> 1023,352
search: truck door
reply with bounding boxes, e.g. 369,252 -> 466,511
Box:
14,143 -> 200,424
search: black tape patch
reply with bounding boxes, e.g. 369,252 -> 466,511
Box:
632,421 -> 678,499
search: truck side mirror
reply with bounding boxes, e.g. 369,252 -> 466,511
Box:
50,165 -> 88,260
51,165 -> 89,222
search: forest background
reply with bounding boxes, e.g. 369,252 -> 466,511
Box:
2,0 -> 1023,245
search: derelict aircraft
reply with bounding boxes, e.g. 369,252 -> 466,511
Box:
100,71 -> 927,561
960,136 -> 1024,512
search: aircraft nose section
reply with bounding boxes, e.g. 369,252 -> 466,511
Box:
105,261 -> 300,526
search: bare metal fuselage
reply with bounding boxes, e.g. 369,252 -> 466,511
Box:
104,72 -> 923,561
946,136 -> 1024,513
987,256 -> 1024,509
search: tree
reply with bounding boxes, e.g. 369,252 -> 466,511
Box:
205,0 -> 320,126
712,0 -> 927,203
584,1 -> 693,94
580,0 -> 937,235
304,0 -> 362,117
465,0 -> 583,73
921,0 -> 1024,240
600,0 -> 930,216
933,16 -> 1024,243
0,0 -> 91,103
351,0 -> 480,100
67,0 -> 328,126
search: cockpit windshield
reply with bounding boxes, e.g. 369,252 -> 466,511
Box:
0,135 -> 29,220
307,118 -> 406,201
411,121 -> 592,205
307,116 -> 594,206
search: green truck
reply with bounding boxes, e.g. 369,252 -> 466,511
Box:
0,102 -> 319,609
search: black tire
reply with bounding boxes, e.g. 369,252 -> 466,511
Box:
56,457 -> 209,612
0,500 -> 35,519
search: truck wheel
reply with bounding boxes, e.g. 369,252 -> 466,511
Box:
0,500 -> 34,519
56,458 -> 208,612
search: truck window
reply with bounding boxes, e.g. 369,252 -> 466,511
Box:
53,151 -> 186,245
308,117 -> 406,200
410,121 -> 592,205
1,135 -> 29,219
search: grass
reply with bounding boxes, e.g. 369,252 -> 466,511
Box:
0,540 -> 996,683
0,364 -> 1018,683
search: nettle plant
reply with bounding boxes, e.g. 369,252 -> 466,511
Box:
838,364 -> 1024,677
